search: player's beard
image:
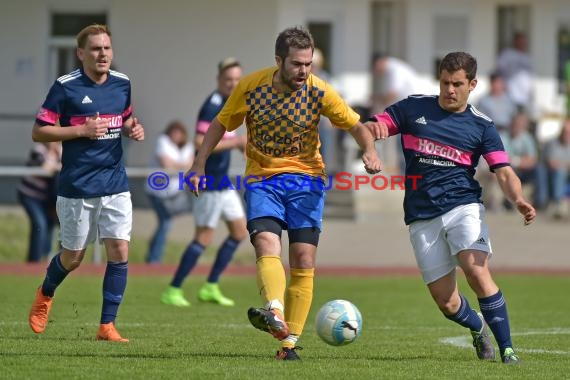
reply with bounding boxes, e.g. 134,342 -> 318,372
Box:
279,64 -> 305,92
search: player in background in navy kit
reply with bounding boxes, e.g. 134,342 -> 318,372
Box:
28,24 -> 144,342
367,52 -> 535,364
161,58 -> 247,307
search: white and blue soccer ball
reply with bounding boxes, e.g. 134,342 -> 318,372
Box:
315,299 -> 363,346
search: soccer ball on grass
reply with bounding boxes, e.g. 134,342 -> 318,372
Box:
315,299 -> 362,346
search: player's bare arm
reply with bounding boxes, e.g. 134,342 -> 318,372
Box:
32,113 -> 109,142
348,122 -> 383,174
186,117 -> 228,196
123,116 -> 145,141
195,133 -> 246,153
494,165 -> 536,225
363,120 -> 389,140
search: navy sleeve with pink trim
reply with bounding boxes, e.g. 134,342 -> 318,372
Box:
195,90 -> 234,190
34,68 -> 132,198
375,95 -> 509,224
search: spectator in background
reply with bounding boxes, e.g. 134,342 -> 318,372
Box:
500,113 -> 538,206
543,119 -> 570,218
145,120 -> 194,264
565,59 -> 570,117
312,48 -> 334,170
17,142 -> 61,262
371,53 -> 419,174
476,72 -> 517,132
496,32 -> 534,114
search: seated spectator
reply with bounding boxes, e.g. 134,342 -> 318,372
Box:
500,112 -> 538,206
476,72 -> 518,132
17,142 -> 61,262
544,119 -> 570,218
145,120 -> 194,264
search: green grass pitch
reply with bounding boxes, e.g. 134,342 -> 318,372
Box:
1,274 -> 568,379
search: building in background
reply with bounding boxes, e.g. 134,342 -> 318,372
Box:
1,0 -> 569,170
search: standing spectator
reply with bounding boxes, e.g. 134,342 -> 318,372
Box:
161,58 -> 247,307
368,51 -> 535,364
28,24 -> 144,342
496,32 -> 534,113
371,53 -> 420,174
186,26 -> 382,360
565,59 -> 570,117
145,120 -> 194,264
371,53 -> 420,114
17,142 -> 61,262
476,72 -> 518,132
544,119 -> 570,218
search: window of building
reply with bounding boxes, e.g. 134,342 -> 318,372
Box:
49,13 -> 107,82
496,5 -> 531,53
308,22 -> 332,74
557,25 -> 570,94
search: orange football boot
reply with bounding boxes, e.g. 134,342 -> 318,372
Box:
96,322 -> 129,342
29,287 -> 53,334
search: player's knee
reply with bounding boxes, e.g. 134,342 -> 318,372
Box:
436,296 -> 460,315
289,227 -> 321,246
247,217 -> 284,244
228,222 -> 248,242
61,250 -> 85,271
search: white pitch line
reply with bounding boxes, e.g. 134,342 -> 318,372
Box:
440,328 -> 570,355
0,321 -> 250,329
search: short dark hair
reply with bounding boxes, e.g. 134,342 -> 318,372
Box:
438,52 -> 477,81
275,26 -> 314,60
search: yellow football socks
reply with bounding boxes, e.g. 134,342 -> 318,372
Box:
256,255 -> 286,309
285,268 -> 314,336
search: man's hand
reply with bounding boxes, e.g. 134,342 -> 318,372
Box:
84,112 -> 109,139
362,150 -> 383,174
185,164 -> 205,197
515,199 -> 536,225
364,120 -> 389,140
127,117 -> 145,141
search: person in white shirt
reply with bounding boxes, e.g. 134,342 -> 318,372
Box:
145,120 -> 194,263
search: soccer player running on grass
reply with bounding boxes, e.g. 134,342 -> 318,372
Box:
161,58 -> 248,307
185,26 -> 383,360
28,24 -> 144,342
366,51 -> 535,364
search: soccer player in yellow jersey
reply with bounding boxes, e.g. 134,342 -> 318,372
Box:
186,26 -> 384,360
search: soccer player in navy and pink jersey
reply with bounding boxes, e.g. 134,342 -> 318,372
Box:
367,51 -> 535,364
28,24 -> 144,342
160,58 -> 248,308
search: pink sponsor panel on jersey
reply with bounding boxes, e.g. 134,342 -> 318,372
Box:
483,151 -> 509,166
69,114 -> 124,127
373,112 -> 400,136
36,107 -> 59,125
402,134 -> 473,165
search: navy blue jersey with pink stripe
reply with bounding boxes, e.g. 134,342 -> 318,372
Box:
375,95 -> 509,224
35,69 -> 132,198
195,90 -> 236,190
